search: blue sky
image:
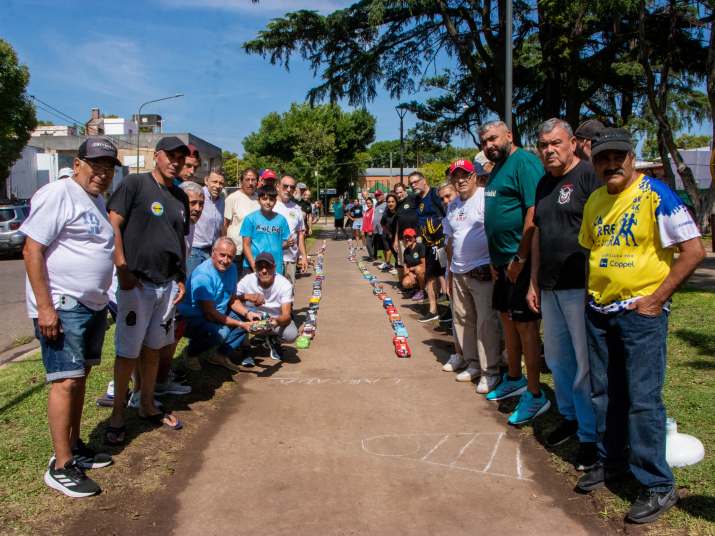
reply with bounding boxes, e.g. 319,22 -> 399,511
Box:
2,0 -> 443,155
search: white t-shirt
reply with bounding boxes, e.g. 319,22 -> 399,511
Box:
274,199 -> 305,262
21,178 -> 115,317
235,272 -> 293,316
442,189 -> 491,274
224,190 -> 259,254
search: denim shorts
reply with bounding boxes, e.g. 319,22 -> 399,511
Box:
34,299 -> 108,382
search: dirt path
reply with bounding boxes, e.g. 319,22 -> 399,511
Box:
68,233 -> 615,535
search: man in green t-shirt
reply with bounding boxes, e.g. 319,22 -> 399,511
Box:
480,120 -> 550,426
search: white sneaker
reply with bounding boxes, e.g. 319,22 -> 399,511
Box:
476,374 -> 500,394
442,353 -> 466,372
455,367 -> 480,382
389,268 -> 398,275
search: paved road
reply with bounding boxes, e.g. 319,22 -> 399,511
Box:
0,256 -> 33,352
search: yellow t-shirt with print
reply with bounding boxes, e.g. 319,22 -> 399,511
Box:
578,174 -> 700,308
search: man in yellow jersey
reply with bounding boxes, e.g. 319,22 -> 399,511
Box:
576,128 -> 705,524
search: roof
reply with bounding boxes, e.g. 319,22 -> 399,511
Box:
362,167 -> 418,177
28,132 -> 222,156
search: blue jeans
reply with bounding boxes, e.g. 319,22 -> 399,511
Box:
541,290 -> 596,442
585,306 -> 673,491
34,301 -> 107,382
187,246 -> 211,276
184,311 -> 247,356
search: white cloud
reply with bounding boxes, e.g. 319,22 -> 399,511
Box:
158,0 -> 350,14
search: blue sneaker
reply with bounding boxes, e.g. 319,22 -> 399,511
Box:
507,390 -> 551,425
485,373 -> 527,401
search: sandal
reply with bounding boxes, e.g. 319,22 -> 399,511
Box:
104,424 -> 127,446
139,411 -> 183,430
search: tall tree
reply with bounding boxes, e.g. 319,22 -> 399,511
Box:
0,39 -> 37,201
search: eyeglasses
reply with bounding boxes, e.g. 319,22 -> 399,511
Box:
282,184 -> 297,190
408,178 -> 423,187
80,159 -> 115,174
452,173 -> 475,183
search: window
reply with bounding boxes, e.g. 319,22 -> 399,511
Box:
0,209 -> 15,222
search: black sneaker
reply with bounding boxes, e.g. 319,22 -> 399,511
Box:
545,419 -> 578,447
576,463 -> 630,492
626,488 -> 678,524
418,312 -> 440,323
266,336 -> 283,361
44,459 -> 101,498
575,442 -> 598,471
438,309 -> 453,325
73,439 -> 113,469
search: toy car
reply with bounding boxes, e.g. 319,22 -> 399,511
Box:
389,312 -> 401,322
385,305 -> 398,315
393,336 -> 411,358
377,293 -> 387,301
383,298 -> 394,308
302,323 -> 316,338
249,319 -> 272,333
312,290 -> 322,297
394,325 -> 409,337
309,296 -> 321,304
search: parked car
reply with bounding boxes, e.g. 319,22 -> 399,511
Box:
0,204 -> 29,254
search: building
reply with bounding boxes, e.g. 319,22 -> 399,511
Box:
359,167 -> 418,192
31,125 -> 78,137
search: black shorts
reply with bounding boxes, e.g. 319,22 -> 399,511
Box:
372,233 -> 386,253
334,217 -> 344,228
492,261 -> 541,322
424,244 -> 445,279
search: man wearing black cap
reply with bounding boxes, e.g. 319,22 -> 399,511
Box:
105,136 -> 190,441
22,137 -> 119,497
576,127 -> 705,523
574,119 -> 605,161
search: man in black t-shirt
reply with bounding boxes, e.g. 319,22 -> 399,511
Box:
527,118 -> 600,470
393,183 -> 419,276
400,228 -> 425,290
106,136 -> 190,441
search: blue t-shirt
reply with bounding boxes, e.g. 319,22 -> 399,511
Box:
178,258 -> 238,318
239,210 -> 290,274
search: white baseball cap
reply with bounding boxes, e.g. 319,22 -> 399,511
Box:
58,167 -> 73,179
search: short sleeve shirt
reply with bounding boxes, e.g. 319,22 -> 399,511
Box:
533,160 -> 600,290
333,201 -> 344,219
404,242 -> 425,267
178,258 -> 238,318
191,187 -> 225,249
442,189 -> 490,274
274,199 -> 305,262
484,148 -> 544,267
21,178 -> 115,317
417,188 -> 446,246
107,172 -> 189,283
235,272 -> 293,317
396,194 -> 419,237
349,204 -> 363,220
224,190 -> 260,254
239,210 -> 290,274
578,174 -> 700,309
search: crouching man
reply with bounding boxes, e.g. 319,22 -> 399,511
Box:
178,237 -> 260,372
235,252 -> 297,365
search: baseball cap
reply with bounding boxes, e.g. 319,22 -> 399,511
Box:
403,228 -> 417,238
58,167 -> 74,179
473,151 -> 491,176
591,128 -> 633,158
575,119 -> 605,140
78,136 -> 121,166
374,190 -> 384,197
296,182 -> 307,190
186,143 -> 200,158
449,159 -> 475,176
155,136 -> 190,155
255,252 -> 276,267
261,169 -> 277,180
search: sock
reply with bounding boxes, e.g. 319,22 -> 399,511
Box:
507,374 -> 522,382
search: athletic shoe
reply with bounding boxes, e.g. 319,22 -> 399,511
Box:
576,464 -> 630,492
378,262 -> 389,270
155,380 -> 191,396
455,366 -> 480,382
418,312 -> 440,323
49,440 -> 113,470
266,337 -> 283,361
44,459 -> 101,498
626,488 -> 678,524
545,419 -> 578,447
127,391 -> 163,410
438,309 -> 453,325
241,356 -> 256,367
486,373 -> 528,401
476,374 -> 500,394
442,353 -> 465,372
508,390 -> 551,425
411,290 -> 426,302
389,268 -> 398,275
207,353 -> 242,372
575,442 -> 598,471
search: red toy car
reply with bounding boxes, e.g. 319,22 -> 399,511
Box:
393,336 -> 411,358
389,312 -> 401,322
385,305 -> 398,315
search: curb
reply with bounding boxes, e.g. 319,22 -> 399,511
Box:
0,340 -> 39,367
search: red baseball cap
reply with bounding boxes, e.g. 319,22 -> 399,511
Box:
374,190 -> 384,197
403,228 -> 417,238
261,169 -> 277,180
449,159 -> 475,176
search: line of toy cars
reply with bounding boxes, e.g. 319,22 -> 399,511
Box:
297,243 -> 327,349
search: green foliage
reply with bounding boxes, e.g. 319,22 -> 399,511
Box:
242,103 -> 375,193
366,138 -> 474,168
0,39 -> 37,199
222,150 -> 242,186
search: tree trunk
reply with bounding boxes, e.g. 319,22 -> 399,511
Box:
656,129 -> 676,190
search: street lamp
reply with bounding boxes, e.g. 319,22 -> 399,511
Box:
395,105 -> 408,185
135,93 -> 184,173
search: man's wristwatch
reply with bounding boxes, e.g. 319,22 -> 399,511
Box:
513,254 -> 527,265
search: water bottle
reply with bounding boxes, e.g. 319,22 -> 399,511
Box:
665,418 -> 705,468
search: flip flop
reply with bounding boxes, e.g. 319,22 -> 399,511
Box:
139,411 -> 183,430
104,424 -> 127,446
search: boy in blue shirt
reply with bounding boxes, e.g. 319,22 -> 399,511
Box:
241,185 -> 291,275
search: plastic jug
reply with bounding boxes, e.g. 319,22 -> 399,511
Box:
665,418 -> 705,468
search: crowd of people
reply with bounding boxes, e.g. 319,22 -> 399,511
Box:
22,118 -> 705,524
322,119 -> 705,524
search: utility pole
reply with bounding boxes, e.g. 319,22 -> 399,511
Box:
135,93 -> 183,173
395,106 -> 408,184
505,0 -> 513,130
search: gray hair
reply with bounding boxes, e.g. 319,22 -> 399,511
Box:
179,181 -> 204,196
212,236 -> 236,252
407,171 -> 426,181
478,120 -> 509,136
538,118 -> 574,138
437,181 -> 454,192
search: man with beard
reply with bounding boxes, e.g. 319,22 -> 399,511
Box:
574,119 -> 605,162
479,120 -> 550,426
187,168 -> 225,275
224,168 -> 260,275
576,128 -> 704,523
